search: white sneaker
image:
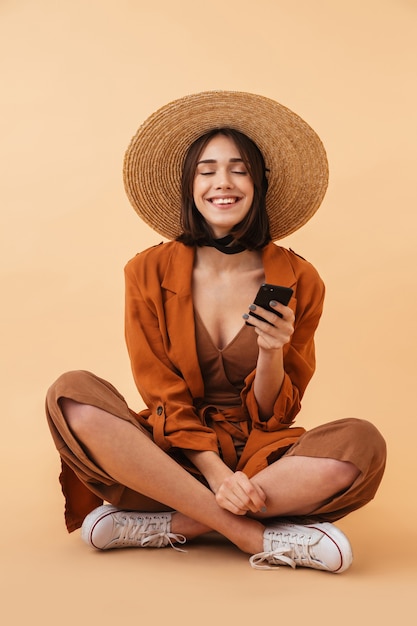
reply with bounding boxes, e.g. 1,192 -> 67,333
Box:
81,505 -> 186,551
249,522 -> 352,573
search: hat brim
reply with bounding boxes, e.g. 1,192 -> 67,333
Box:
123,91 -> 328,241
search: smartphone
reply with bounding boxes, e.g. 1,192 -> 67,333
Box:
246,283 -> 294,326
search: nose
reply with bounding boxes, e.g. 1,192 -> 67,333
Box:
215,168 -> 234,189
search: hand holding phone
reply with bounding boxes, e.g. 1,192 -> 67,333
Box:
246,283 -> 293,326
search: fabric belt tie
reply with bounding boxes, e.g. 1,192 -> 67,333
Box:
199,405 -> 250,470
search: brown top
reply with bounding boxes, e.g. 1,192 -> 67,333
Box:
194,310 -> 259,407
194,311 -> 260,461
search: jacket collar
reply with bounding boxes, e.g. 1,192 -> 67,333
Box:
261,242 -> 297,289
161,242 -> 195,296
161,241 -> 298,295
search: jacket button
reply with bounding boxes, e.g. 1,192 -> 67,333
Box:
156,406 -> 163,416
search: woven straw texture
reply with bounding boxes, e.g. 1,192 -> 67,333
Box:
123,91 -> 329,241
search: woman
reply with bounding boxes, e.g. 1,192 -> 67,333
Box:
46,91 -> 386,572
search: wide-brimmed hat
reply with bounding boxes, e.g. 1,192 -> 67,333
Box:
123,91 -> 328,241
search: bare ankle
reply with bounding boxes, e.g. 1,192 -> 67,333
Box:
171,512 -> 212,540
233,520 -> 265,554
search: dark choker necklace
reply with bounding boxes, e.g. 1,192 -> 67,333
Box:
207,235 -> 247,255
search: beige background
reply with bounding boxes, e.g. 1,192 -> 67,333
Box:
1,0 -> 416,623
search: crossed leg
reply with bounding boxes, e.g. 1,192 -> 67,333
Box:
61,398 -> 360,555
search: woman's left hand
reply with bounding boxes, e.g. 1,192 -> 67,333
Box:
244,301 -> 294,351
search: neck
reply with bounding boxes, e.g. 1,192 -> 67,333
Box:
195,244 -> 263,273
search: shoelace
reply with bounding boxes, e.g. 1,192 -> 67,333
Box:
249,530 -> 329,571
115,514 -> 187,551
249,547 -> 296,570
141,531 -> 187,551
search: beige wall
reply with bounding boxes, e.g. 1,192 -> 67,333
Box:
1,0 -> 416,623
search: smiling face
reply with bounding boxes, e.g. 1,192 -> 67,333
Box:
192,134 -> 255,239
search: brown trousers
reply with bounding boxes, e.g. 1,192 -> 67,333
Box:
46,370 -> 387,532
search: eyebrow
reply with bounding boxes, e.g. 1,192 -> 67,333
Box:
196,157 -> 244,165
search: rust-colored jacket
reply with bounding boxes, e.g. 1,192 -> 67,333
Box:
124,240 -> 325,477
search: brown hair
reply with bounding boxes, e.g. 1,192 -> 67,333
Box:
177,128 -> 271,250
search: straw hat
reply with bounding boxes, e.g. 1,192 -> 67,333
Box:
123,91 -> 328,241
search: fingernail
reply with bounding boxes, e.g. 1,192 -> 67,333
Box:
269,300 -> 278,307
248,304 -> 256,311
261,506 -> 267,513
242,313 -> 249,320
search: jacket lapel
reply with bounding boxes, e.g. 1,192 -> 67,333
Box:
161,243 -> 205,400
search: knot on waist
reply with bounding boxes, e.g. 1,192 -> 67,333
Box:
199,405 -> 251,470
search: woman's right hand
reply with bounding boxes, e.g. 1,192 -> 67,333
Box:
185,450 -> 267,515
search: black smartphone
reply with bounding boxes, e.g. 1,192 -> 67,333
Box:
246,283 -> 294,326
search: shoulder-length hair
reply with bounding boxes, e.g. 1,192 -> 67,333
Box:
176,128 -> 271,250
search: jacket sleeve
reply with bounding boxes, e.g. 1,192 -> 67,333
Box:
241,259 -> 325,432
124,257 -> 219,454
